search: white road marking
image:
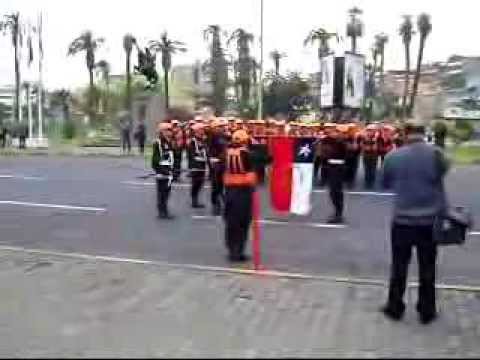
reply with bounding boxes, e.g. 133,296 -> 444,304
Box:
192,215 -> 347,229
124,180 -> 393,196
0,201 -> 106,212
314,189 -> 395,196
0,174 -> 45,181
1,244 -> 480,292
469,231 -> 480,236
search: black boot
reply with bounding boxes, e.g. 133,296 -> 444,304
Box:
327,214 -> 344,224
192,200 -> 205,209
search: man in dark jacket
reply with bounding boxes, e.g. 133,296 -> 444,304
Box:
134,119 -> 147,154
382,121 -> 450,325
188,123 -> 208,208
151,122 -> 175,219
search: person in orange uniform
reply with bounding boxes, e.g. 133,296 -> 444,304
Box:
188,123 -> 208,208
344,123 -> 361,189
378,124 -> 395,165
171,120 -> 185,182
360,124 -> 380,189
223,130 -> 257,262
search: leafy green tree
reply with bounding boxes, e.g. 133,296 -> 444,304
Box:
0,12 -> 22,122
203,25 -> 229,116
149,32 -> 187,110
228,28 -> 256,111
409,13 -> 432,116
399,15 -> 415,119
67,31 -> 104,121
123,34 -> 136,112
346,7 -> 363,53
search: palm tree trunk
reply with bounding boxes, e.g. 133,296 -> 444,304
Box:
402,43 -> 410,119
164,70 -> 170,110
88,68 -> 95,122
126,53 -> 132,111
409,36 -> 425,117
380,51 -> 385,87
14,43 -> 20,123
351,36 -> 357,53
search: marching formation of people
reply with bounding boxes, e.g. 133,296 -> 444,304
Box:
150,115 -> 410,258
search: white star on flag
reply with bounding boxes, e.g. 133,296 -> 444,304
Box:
298,144 -> 311,158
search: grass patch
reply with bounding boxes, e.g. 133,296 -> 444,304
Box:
449,145 -> 480,165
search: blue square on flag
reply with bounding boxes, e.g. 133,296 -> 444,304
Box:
294,138 -> 315,163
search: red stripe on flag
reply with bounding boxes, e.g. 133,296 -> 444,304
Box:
270,136 -> 294,212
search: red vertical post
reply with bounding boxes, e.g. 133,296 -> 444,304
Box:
252,189 -> 262,271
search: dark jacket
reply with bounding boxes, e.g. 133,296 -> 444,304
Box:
151,137 -> 174,177
188,137 -> 207,171
382,140 -> 450,225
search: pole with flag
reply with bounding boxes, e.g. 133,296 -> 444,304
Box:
37,12 -> 43,140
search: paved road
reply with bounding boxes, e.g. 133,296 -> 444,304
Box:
1,248 -> 480,358
1,156 -> 480,286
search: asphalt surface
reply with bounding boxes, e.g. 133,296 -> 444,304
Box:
1,156 -> 480,286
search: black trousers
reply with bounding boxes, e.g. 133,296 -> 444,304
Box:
191,170 -> 205,205
156,178 -> 172,216
121,131 -> 131,153
386,223 -> 437,318
138,138 -> 145,154
19,135 -> 26,149
210,165 -> 224,210
319,159 -> 329,187
345,152 -> 360,188
173,150 -> 183,180
313,157 -> 322,184
327,164 -> 345,217
363,155 -> 378,189
224,187 -> 253,257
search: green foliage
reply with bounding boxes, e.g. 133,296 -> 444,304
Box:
263,72 -> 310,117
451,120 -> 475,144
62,121 -> 76,139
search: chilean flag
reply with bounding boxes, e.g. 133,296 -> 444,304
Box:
270,137 -> 316,215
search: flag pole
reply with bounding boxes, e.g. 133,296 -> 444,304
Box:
257,0 -> 264,122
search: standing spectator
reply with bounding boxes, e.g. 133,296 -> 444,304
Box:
0,124 -> 6,148
381,121 -> 449,325
18,123 -> 27,149
134,119 -> 147,154
120,112 -> 132,154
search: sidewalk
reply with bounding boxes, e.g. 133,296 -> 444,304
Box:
1,248 -> 479,358
0,146 -> 145,158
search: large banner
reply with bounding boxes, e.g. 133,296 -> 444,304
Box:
319,54 -> 335,108
343,53 -> 365,108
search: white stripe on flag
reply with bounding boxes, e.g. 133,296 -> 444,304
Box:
290,163 -> 314,215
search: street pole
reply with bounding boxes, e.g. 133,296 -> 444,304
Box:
257,0 -> 264,121
37,12 -> 43,140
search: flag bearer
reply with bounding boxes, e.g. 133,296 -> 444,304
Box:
223,130 -> 257,262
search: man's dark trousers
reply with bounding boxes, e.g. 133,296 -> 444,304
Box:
327,164 -> 345,217
156,178 -> 171,216
386,223 -> 437,319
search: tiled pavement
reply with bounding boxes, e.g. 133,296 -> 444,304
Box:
0,249 -> 479,358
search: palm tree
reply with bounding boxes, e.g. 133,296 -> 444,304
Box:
346,7 -> 363,53
228,28 -> 255,110
409,13 -> 432,116
67,30 -> 104,121
269,50 -> 286,76
399,15 -> 415,119
149,32 -> 187,110
1,13 -> 22,122
123,34 -> 136,112
374,33 -> 389,87
203,25 -> 229,115
304,28 -> 339,108
95,60 -> 110,114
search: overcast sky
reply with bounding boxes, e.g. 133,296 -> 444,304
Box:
1,0 -> 479,90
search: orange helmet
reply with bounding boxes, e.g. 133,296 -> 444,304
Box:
191,123 -> 205,132
232,130 -> 249,144
171,119 -> 180,126
157,122 -> 172,131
